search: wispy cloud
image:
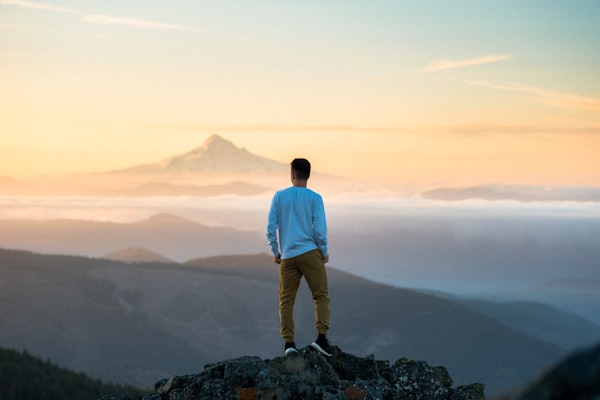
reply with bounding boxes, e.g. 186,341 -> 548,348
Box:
83,14 -> 203,32
1,0 -> 204,32
0,0 -> 77,13
468,80 -> 600,112
420,54 -> 510,72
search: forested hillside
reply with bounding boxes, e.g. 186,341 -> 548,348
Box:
0,347 -> 148,400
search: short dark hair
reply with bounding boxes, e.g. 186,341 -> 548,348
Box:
291,158 -> 311,180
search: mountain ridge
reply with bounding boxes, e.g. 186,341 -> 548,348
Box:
0,247 -> 566,396
104,247 -> 176,264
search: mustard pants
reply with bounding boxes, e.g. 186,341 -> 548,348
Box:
279,249 -> 330,342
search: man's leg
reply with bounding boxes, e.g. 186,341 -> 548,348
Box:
279,257 -> 302,343
298,249 -> 330,336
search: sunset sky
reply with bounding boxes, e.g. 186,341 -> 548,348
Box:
1,1 -> 599,188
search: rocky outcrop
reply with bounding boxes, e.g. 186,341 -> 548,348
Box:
100,346 -> 484,400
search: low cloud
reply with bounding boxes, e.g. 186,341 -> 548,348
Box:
420,54 -> 510,72
421,184 -> 600,203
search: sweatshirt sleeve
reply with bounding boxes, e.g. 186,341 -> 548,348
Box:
312,195 -> 328,257
266,193 -> 280,256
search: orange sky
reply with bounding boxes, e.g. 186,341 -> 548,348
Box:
1,1 -> 599,188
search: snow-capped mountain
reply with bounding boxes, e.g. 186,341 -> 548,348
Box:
121,134 -> 287,175
1,134 -> 356,196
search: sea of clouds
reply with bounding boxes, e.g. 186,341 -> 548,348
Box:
2,193 -> 599,323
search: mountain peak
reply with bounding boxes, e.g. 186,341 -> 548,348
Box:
205,133 -> 233,146
124,134 -> 287,175
104,247 -> 176,264
185,134 -> 239,158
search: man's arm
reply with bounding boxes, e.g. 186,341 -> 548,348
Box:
313,195 -> 329,261
266,194 -> 280,261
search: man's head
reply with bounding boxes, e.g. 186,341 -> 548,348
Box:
291,158 -> 311,181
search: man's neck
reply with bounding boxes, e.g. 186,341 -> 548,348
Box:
293,180 -> 308,188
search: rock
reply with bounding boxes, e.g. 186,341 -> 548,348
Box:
100,346 -> 485,400
391,358 -> 453,399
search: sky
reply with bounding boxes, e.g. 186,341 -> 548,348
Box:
1,0 -> 599,188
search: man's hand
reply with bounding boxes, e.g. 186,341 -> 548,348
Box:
273,254 -> 281,264
323,255 -> 329,264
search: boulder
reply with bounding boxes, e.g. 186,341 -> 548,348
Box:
100,346 -> 485,400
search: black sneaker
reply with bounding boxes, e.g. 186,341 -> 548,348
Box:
284,342 -> 298,356
310,335 -> 332,357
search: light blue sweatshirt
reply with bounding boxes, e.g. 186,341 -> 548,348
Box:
267,186 -> 328,260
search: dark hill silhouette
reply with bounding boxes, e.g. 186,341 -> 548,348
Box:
0,347 -> 148,400
508,342 -> 600,400
0,248 -> 567,396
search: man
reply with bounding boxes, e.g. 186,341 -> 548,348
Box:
266,158 -> 332,357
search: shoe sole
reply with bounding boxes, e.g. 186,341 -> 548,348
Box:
285,348 -> 298,356
310,341 -> 332,357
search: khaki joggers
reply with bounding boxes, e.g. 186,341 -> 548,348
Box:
279,249 -> 330,343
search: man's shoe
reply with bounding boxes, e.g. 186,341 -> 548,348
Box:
310,336 -> 332,357
284,342 -> 298,356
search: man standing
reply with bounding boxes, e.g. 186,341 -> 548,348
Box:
267,158 -> 332,356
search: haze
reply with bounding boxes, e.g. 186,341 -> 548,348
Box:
1,1 -> 599,188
